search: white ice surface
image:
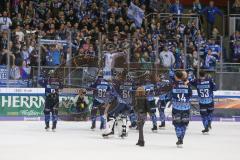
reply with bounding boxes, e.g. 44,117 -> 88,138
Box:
0,121 -> 239,160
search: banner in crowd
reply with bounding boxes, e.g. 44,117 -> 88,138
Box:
39,39 -> 68,45
0,80 -> 32,87
127,2 -> 144,27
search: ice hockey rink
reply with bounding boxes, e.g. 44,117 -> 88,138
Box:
0,121 -> 239,160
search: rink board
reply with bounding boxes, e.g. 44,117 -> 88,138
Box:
0,88 -> 240,120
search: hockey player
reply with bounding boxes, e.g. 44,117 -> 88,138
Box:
102,73 -> 133,138
156,74 -> 172,128
90,70 -> 114,130
44,88 -> 59,132
190,70 -> 216,133
125,74 -> 137,129
143,74 -> 158,131
171,71 -> 192,147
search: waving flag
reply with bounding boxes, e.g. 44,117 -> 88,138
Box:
127,2 -> 145,28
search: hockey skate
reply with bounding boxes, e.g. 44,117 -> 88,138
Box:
208,122 -> 212,129
52,122 -> 57,132
151,125 -> 158,132
91,121 -> 96,130
45,126 -> 50,132
45,122 -> 50,131
136,140 -> 145,147
176,138 -> 183,148
129,122 -> 137,129
202,128 -> 209,134
159,122 -> 165,129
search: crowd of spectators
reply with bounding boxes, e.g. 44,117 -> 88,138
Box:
0,0 -> 238,83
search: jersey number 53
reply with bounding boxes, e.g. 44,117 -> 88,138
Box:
199,89 -> 209,98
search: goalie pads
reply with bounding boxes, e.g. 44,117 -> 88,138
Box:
102,117 -> 115,137
116,114 -> 128,138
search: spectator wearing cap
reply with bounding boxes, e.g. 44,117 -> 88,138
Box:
201,1 -> 223,38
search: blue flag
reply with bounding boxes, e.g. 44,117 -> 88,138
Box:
127,2 -> 145,28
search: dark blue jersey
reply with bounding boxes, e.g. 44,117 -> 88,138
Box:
191,78 -> 216,105
113,80 -> 135,105
91,77 -> 114,104
156,80 -> 171,101
143,83 -> 155,102
171,81 -> 192,110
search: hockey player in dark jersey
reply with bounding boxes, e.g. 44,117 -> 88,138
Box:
171,71 -> 192,147
143,75 -> 158,131
156,74 -> 172,128
90,70 -> 114,130
102,73 -> 133,138
126,74 -> 137,129
190,70 -> 216,133
44,87 -> 59,132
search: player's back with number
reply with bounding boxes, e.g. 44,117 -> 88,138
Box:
119,81 -> 134,105
92,78 -> 113,104
172,81 -> 192,111
195,78 -> 216,105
